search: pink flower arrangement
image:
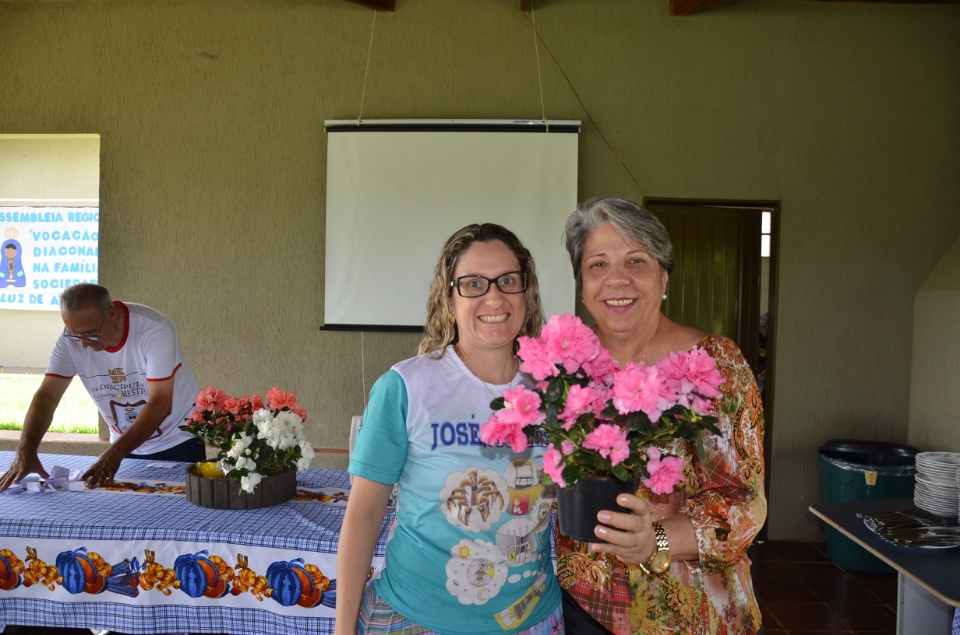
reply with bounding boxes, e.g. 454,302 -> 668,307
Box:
479,314 -> 724,493
180,386 -> 314,493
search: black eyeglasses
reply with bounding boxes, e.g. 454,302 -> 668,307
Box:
450,271 -> 528,298
63,315 -> 106,342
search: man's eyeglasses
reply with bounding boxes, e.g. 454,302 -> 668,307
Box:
63,315 -> 106,342
450,271 -> 528,298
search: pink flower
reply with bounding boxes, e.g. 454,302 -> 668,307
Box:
540,313 -> 602,375
266,387 -> 299,411
583,423 -> 630,466
251,395 -> 265,411
222,397 -> 242,416
479,408 -> 530,453
518,335 -> 561,381
656,348 -> 723,415
611,362 -> 666,420
502,386 -> 546,426
213,389 -> 231,412
194,386 -> 222,411
559,384 -> 606,430
582,345 -> 618,387
542,444 -> 566,487
643,452 -> 684,495
479,314 -> 723,493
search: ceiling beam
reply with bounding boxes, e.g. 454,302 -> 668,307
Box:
346,0 -> 396,11
671,0 -> 959,16
670,0 -> 741,16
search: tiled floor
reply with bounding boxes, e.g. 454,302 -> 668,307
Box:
1,541 -> 899,635
750,540 -> 899,634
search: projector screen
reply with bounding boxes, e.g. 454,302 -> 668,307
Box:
323,120 -> 580,330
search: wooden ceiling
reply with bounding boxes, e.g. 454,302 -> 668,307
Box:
347,0 -> 959,14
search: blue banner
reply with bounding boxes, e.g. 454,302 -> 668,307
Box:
1,206 -> 99,311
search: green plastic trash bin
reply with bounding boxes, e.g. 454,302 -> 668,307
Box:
819,439 -> 918,574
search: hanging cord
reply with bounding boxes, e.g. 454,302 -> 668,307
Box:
357,10 -> 378,125
360,331 -> 367,410
535,30 -> 643,197
530,4 -> 547,131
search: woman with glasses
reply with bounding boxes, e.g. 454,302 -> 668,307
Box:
336,224 -> 563,635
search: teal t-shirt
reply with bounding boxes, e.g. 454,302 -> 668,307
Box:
349,348 -> 558,635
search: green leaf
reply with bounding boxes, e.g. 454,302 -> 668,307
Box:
696,434 -> 708,463
600,404 -> 619,418
544,376 -> 565,402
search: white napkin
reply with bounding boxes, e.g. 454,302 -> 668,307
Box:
4,465 -> 87,493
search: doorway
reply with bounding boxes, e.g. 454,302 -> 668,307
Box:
645,197 -> 779,537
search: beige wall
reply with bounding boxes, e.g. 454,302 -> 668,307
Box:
0,135 -> 100,369
1,0 -> 958,539
910,236 -> 960,452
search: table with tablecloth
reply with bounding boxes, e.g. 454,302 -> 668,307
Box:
0,451 -> 392,635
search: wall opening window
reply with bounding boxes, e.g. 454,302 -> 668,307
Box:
0,134 -> 100,433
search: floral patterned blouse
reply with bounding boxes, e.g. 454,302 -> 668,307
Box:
555,334 -> 766,635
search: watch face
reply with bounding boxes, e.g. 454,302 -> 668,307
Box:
651,550 -> 671,574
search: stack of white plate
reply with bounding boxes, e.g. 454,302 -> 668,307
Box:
914,452 -> 960,518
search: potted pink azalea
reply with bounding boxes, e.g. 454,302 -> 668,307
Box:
479,314 -> 724,540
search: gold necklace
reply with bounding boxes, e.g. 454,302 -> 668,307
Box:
455,346 -> 519,398
639,314 -> 663,364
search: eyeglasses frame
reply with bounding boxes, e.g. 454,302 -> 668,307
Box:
450,271 -> 528,298
63,313 -> 107,342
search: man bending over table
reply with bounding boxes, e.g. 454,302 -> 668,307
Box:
0,283 -> 203,490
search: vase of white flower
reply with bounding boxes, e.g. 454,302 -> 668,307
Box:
179,385 -> 314,508
186,462 -> 296,509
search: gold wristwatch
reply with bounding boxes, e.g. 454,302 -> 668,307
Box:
646,521 -> 671,574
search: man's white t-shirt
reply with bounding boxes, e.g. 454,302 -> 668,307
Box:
46,301 -> 199,455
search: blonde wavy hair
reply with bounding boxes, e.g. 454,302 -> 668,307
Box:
418,223 -> 544,358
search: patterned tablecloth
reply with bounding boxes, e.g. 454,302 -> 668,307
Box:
0,451 -> 391,635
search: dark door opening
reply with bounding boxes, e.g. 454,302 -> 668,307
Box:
645,197 -> 779,539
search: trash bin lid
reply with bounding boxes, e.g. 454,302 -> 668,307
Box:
819,438 -> 919,466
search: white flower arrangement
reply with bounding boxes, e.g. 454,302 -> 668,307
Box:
181,386 -> 315,493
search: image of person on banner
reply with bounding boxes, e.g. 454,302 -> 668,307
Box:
0,283 -> 205,491
1,237 -> 26,288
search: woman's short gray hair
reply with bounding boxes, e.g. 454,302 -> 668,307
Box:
60,283 -> 113,316
563,197 -> 675,291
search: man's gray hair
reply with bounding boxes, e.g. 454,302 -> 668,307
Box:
60,283 -> 112,316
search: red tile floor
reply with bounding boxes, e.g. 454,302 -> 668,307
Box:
750,540 -> 898,634
0,541 -> 899,635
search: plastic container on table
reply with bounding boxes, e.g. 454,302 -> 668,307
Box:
819,439 -> 919,574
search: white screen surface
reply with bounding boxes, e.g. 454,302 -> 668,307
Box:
324,121 -> 579,329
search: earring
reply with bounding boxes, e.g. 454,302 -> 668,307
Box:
662,293 -> 667,301
448,314 -> 456,325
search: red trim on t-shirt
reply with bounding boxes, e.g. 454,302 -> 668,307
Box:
44,372 -> 75,380
147,363 -> 182,383
104,301 -> 130,353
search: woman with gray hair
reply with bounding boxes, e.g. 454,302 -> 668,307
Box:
556,197 -> 766,634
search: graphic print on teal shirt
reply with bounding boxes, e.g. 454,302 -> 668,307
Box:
352,349 -> 561,634
440,458 -> 555,622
